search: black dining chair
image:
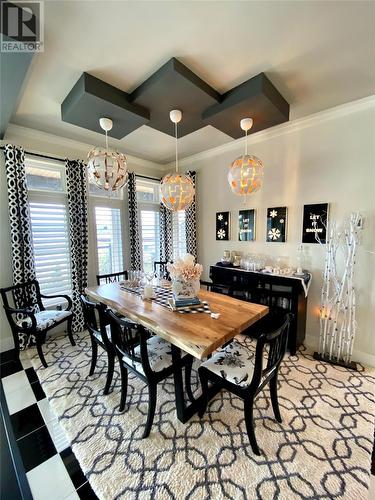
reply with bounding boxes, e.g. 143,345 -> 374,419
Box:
198,312 -> 292,455
0,280 -> 75,368
107,310 -> 194,438
153,261 -> 170,280
80,295 -> 116,395
96,270 -> 128,286
200,280 -> 233,295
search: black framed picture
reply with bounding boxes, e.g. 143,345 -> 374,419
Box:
216,211 -> 230,240
302,203 -> 329,243
266,207 -> 287,242
239,209 -> 255,241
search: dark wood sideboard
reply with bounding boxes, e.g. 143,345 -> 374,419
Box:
208,265 -> 308,355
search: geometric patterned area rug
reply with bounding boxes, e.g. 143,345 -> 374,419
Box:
29,332 -> 375,500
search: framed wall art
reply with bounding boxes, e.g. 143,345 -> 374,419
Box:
266,207 -> 287,242
216,211 -> 230,240
238,209 -> 255,241
302,203 -> 329,243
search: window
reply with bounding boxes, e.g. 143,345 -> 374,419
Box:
26,158 -> 72,301
89,183 -> 122,199
136,178 -> 161,272
94,205 -> 124,274
140,209 -> 160,272
29,202 -> 72,298
26,164 -> 64,192
172,211 -> 187,259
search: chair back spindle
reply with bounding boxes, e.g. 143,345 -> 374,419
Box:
254,312 -> 292,385
96,271 -> 128,286
80,295 -> 111,347
153,261 -> 170,280
107,311 -> 153,375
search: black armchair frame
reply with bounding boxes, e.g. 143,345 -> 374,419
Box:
80,295 -> 116,395
96,270 -> 128,286
199,313 -> 292,455
0,279 -> 75,368
107,310 -> 194,438
153,261 -> 170,280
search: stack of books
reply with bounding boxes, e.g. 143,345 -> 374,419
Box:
168,296 -> 202,311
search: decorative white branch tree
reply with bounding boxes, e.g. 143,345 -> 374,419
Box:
317,212 -> 360,365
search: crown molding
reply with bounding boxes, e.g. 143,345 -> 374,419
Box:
166,94 -> 375,169
2,123 -> 165,171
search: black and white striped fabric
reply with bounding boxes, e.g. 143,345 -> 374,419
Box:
159,203 -> 173,262
120,284 -> 211,314
65,159 -> 88,333
4,144 -> 37,349
127,173 -> 142,270
185,171 -> 197,259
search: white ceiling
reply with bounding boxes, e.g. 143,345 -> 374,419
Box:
10,0 -> 375,163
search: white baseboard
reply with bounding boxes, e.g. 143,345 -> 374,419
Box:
304,334 -> 375,368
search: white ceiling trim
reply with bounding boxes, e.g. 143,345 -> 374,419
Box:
165,95 -> 375,170
2,123 -> 165,171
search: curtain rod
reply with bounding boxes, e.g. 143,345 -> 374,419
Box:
0,146 -> 65,163
0,146 -> 162,181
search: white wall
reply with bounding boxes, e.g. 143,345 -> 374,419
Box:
0,125 -> 164,352
178,97 -> 375,366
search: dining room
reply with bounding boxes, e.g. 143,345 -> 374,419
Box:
0,1 -> 375,499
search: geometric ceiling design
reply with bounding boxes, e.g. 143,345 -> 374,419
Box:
61,57 -> 289,140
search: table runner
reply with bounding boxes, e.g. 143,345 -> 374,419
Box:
120,284 -> 212,314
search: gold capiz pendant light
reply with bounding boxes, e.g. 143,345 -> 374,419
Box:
160,110 -> 195,211
87,117 -> 128,192
228,118 -> 263,197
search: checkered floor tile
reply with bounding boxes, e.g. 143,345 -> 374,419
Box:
0,349 -> 97,500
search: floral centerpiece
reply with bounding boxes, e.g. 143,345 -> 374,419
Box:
167,254 -> 203,301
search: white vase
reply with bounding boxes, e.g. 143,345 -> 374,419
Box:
172,278 -> 200,300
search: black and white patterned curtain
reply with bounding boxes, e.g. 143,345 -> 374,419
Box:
185,171 -> 197,258
4,144 -> 36,286
127,172 -> 142,270
65,160 -> 88,333
4,145 -> 37,349
159,203 -> 173,262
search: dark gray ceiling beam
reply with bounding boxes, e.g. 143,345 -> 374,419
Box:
202,73 -> 290,139
130,58 -> 221,138
60,59 -> 290,141
61,73 -> 149,140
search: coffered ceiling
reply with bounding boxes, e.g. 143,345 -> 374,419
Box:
7,0 -> 375,163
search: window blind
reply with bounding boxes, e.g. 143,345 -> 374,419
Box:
172,211 -> 187,259
29,202 -> 72,299
140,209 -> 160,272
94,206 -> 124,274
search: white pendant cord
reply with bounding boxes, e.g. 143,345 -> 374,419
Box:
104,129 -> 111,200
175,122 -> 179,173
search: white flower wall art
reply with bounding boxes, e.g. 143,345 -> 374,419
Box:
266,207 -> 287,242
216,211 -> 230,241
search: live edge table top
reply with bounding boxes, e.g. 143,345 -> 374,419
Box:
85,284 -> 269,360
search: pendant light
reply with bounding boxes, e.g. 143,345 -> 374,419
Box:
87,117 -> 128,192
160,110 -> 195,211
228,118 -> 263,198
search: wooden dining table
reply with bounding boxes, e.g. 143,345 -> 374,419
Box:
85,283 -> 269,422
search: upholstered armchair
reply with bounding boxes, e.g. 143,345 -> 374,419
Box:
0,279 -> 75,368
